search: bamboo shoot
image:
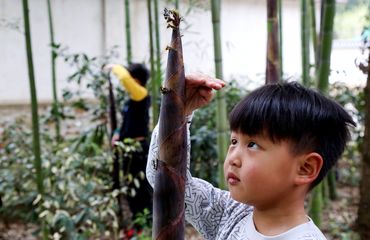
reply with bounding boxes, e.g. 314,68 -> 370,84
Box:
153,9 -> 187,239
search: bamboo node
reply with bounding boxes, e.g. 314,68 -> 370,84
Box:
165,45 -> 177,52
160,86 -> 172,94
153,158 -> 159,170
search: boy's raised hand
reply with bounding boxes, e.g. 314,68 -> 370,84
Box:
184,74 -> 225,116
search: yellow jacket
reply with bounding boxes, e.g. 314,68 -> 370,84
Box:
111,65 -> 148,101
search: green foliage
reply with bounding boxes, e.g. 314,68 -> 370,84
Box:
0,117 -> 121,239
330,82 -> 364,186
0,49 -> 147,239
0,119 -> 39,222
131,208 -> 152,240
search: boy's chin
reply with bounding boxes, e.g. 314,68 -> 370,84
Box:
229,192 -> 251,205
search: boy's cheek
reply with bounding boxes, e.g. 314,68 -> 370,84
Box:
241,164 -> 260,182
223,161 -> 229,178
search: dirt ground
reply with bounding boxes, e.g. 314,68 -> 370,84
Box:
0,106 -> 360,239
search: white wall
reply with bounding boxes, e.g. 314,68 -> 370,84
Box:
0,0 -> 365,104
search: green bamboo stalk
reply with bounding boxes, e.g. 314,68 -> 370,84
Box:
147,0 -> 159,129
317,0 -> 337,201
327,169 -> 337,200
175,0 -> 179,10
23,6 -> 48,237
321,175 -> 329,207
309,0 -> 337,226
309,0 -> 318,66
22,0 -> 44,196
153,9 -> 186,239
316,0 -> 335,99
301,0 -> 310,86
316,1 -> 325,69
153,0 -> 162,126
124,0 -> 132,64
211,0 -> 228,189
266,0 -> 281,84
46,0 -> 61,142
278,0 -> 283,78
309,183 -> 323,227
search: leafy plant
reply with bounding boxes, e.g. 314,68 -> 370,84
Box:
0,49 -> 147,239
330,82 -> 364,186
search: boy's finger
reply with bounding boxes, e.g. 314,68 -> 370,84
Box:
186,74 -> 225,89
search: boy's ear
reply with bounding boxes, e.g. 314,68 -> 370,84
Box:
294,153 -> 323,186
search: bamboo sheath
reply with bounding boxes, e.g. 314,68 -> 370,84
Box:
153,9 -> 187,240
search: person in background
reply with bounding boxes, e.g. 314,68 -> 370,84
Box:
105,63 -> 152,237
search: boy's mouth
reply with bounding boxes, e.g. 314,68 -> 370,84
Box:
227,172 -> 240,185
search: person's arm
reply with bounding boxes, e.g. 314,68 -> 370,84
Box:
111,65 -> 148,101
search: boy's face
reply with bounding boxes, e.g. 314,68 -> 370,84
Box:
224,131 -> 301,209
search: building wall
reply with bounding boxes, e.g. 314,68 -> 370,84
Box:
0,0 -> 365,104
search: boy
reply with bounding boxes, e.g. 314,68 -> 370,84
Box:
146,75 -> 355,239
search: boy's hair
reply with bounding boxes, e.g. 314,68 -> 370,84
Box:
229,82 -> 355,188
127,63 -> 150,86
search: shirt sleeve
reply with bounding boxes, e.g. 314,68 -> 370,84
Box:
146,115 -> 245,240
111,65 -> 148,101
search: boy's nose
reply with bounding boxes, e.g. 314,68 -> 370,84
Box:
226,151 -> 242,168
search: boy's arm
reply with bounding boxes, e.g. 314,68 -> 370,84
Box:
111,65 -> 148,101
146,117 -> 246,239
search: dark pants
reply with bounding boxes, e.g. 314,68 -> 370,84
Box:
122,140 -> 152,220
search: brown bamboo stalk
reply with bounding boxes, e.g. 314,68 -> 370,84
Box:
153,9 -> 187,239
266,0 -> 281,84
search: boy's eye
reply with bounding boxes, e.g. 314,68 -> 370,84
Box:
230,138 -> 238,145
247,142 -> 258,149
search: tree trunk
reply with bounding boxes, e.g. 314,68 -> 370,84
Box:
46,0 -> 61,142
153,9 -> 186,239
23,0 -> 44,196
124,0 -> 132,64
147,0 -> 159,129
301,0 -> 310,86
357,49 -> 370,239
211,0 -> 228,189
266,0 -> 281,84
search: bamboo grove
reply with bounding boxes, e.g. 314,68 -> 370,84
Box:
13,0 -> 370,239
